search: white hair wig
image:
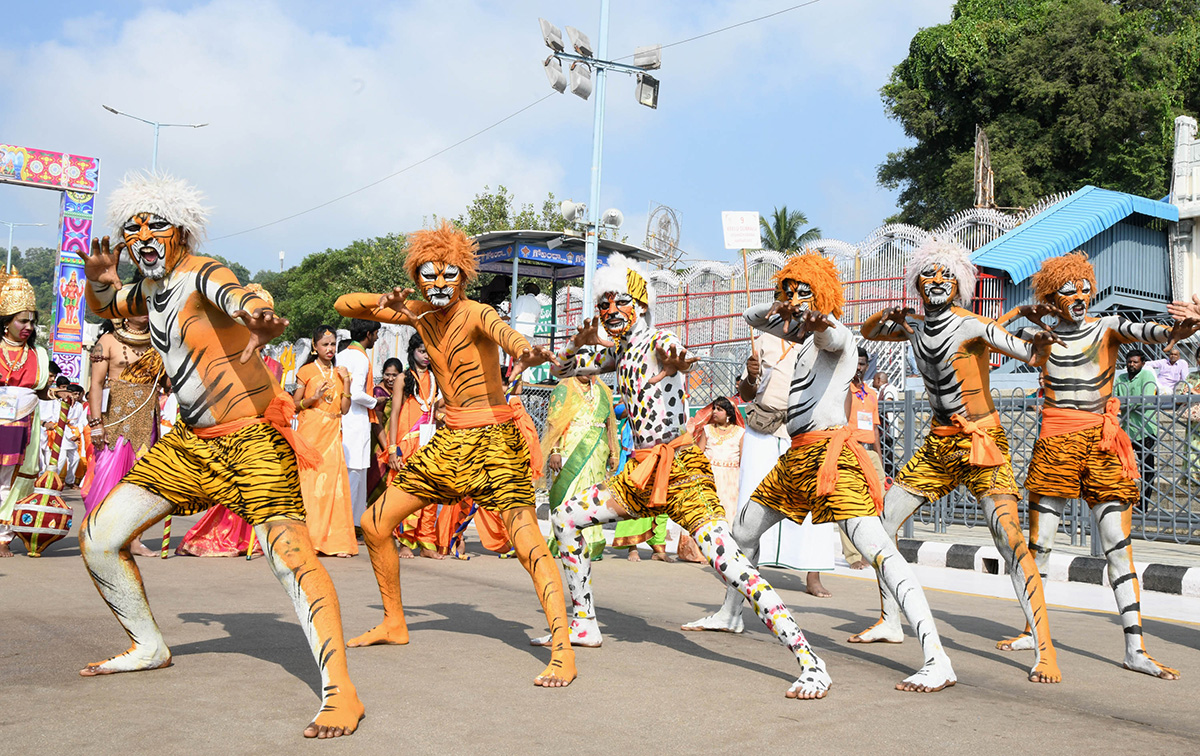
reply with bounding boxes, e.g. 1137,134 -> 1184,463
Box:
905,236 -> 977,308
593,252 -> 655,325
106,171 -> 210,246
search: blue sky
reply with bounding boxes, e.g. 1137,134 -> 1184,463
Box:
0,0 -> 955,275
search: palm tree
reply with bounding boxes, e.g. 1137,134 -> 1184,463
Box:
759,206 -> 821,254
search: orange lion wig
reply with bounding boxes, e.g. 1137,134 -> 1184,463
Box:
1030,252 -> 1095,305
774,251 -> 844,319
404,219 -> 479,284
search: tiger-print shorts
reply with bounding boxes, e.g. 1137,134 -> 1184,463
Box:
895,425 -> 1020,501
749,439 -> 878,524
391,420 -> 532,512
1024,425 -> 1139,507
605,445 -> 725,534
122,421 -> 305,525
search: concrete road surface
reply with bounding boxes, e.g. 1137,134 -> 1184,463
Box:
3,528 -> 1199,755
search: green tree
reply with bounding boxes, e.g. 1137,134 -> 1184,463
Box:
879,0 -> 1200,227
759,206 -> 822,253
452,185 -> 561,235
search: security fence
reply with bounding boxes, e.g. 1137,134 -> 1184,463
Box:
879,391 -> 1200,549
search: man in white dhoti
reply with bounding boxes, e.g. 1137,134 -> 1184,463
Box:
341,319 -> 380,531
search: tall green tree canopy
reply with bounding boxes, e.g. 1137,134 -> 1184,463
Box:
760,206 -> 822,253
879,0 -> 1200,227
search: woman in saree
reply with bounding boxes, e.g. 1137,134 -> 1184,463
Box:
542,374 -> 619,560
292,325 -> 357,557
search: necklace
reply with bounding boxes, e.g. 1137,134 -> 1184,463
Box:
414,368 -> 435,412
0,341 -> 28,376
115,325 -> 151,347
315,360 -> 336,403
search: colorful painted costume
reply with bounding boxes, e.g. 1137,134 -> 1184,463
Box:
997,252 -> 1190,679
334,220 -> 574,687
856,237 -> 1061,684
544,253 -> 833,698
684,253 -> 954,693
79,173 -> 363,738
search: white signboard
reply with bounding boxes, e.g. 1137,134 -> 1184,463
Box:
721,211 -> 761,250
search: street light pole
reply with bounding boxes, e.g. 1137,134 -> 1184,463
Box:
583,0 -> 610,311
0,221 -> 48,273
102,105 -> 208,173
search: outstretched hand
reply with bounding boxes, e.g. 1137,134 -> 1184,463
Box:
1029,329 -> 1064,358
648,343 -> 700,385
83,236 -> 123,289
572,318 -> 615,349
881,306 -> 918,335
1167,294 -> 1200,322
1165,317 -> 1200,353
511,344 -> 557,377
1017,303 -> 1063,333
234,308 -> 287,364
378,287 -> 419,321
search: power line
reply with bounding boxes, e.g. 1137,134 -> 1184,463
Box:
213,0 -> 826,242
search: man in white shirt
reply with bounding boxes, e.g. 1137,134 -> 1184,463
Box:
1146,346 -> 1190,394
342,319 -> 381,532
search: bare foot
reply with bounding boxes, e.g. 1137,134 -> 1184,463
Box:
347,621 -> 410,647
535,653 -> 577,688
847,618 -> 904,644
334,552 -> 353,558
1030,658 -> 1062,683
626,548 -> 641,562
681,611 -> 744,633
80,645 -> 172,676
531,617 -> 602,648
650,551 -> 673,563
419,548 -> 444,560
129,540 -> 156,558
398,544 -> 415,559
1124,650 -> 1180,680
0,541 -> 12,558
785,664 -> 832,699
896,658 -> 956,692
805,573 -> 832,598
997,632 -> 1034,651
848,559 -> 869,570
303,685 -> 365,738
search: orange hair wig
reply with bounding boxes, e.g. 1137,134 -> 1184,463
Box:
1030,252 -> 1095,305
404,220 -> 479,284
774,252 -> 844,318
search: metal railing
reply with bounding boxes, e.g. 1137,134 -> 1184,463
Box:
879,391 -> 1200,548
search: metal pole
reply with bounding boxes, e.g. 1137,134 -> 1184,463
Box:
152,122 -> 160,173
511,256 -> 520,315
582,0 -> 609,314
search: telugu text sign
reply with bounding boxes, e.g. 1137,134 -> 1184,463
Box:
721,211 -> 761,250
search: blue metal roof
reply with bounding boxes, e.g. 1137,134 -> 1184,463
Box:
971,185 -> 1179,283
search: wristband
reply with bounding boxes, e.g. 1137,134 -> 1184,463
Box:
388,445 -> 398,455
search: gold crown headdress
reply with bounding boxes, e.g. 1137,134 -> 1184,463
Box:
0,268 -> 37,317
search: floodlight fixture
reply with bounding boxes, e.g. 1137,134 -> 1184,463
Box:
539,18 -> 564,51
569,62 -> 593,101
543,56 -> 567,93
601,208 -> 624,229
633,44 -> 661,70
566,26 -> 594,57
635,73 -> 659,109
561,200 -> 586,223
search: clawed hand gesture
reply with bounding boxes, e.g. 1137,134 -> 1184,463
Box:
1028,329 -> 1065,357
511,345 -> 557,377
379,287 -> 420,322
1167,294 -> 1200,323
1165,317 -> 1200,353
648,344 -> 699,385
1016,303 -> 1063,333
84,236 -> 123,289
234,307 -> 287,364
881,306 -> 918,335
572,318 -> 615,349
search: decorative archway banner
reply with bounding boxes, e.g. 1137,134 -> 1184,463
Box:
0,143 -> 100,380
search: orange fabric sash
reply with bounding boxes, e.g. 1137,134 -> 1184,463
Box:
441,402 -> 542,479
1040,400 -> 1139,480
930,412 -> 1004,467
192,394 -> 322,470
791,425 -> 883,509
629,433 -> 695,508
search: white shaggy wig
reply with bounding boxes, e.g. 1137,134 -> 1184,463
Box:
905,236 -> 977,309
593,253 -> 656,325
106,172 -> 210,246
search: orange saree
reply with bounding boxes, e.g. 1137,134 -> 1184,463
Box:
295,363 -> 358,556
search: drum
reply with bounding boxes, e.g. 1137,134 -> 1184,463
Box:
12,470 -> 71,557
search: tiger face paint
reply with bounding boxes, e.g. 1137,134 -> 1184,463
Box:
1054,279 -> 1092,323
776,279 -> 815,312
122,213 -> 185,280
597,291 -> 639,339
417,261 -> 463,308
917,264 -> 959,309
